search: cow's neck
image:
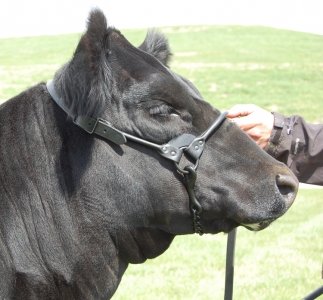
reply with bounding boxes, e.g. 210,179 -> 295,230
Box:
116,228 -> 175,264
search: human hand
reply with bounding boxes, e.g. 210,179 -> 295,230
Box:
227,104 -> 274,149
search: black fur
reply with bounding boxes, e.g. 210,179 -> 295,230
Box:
54,9 -> 172,119
54,9 -> 113,118
139,29 -> 172,66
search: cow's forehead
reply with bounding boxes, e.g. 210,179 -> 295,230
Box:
169,70 -> 203,101
145,68 -> 204,107
110,31 -> 170,77
113,38 -> 201,98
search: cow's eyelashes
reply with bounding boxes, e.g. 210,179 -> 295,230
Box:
149,104 -> 179,117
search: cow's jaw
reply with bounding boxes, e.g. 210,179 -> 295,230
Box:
240,219 -> 275,232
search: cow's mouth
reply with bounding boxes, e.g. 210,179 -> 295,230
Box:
241,219 -> 275,232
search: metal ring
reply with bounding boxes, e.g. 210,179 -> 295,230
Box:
174,158 -> 200,175
193,158 -> 199,171
175,162 -> 190,174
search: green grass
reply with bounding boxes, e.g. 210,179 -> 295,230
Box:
163,25 -> 323,123
0,34 -> 81,100
1,25 -> 323,299
113,189 -> 323,300
1,25 -> 322,122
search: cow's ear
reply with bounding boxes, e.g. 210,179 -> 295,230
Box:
87,8 -> 108,38
138,30 -> 172,67
74,8 -> 108,73
54,8 -> 111,118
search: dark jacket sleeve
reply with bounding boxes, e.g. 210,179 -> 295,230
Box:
265,112 -> 323,185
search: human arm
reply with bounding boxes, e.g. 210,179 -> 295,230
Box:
226,104 -> 274,149
227,104 -> 323,185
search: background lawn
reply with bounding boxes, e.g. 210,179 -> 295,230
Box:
1,25 -> 322,122
1,25 -> 322,299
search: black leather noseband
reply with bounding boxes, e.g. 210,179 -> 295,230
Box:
47,80 -> 228,235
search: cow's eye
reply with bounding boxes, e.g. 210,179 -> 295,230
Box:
149,104 -> 179,117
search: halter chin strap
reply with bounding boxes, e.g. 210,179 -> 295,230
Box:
46,80 -> 228,234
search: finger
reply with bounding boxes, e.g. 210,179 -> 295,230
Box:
230,116 -> 257,131
245,129 -> 268,149
226,104 -> 258,118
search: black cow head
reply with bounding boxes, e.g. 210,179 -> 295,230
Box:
53,7 -> 298,243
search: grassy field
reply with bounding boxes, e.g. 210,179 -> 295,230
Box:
1,25 -> 322,299
1,25 -> 322,122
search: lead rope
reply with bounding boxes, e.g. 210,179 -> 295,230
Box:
303,286 -> 323,300
181,161 -> 236,299
224,228 -> 237,300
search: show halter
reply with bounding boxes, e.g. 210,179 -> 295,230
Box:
47,79 -> 236,300
47,79 -> 228,235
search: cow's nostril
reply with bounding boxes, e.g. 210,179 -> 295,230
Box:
275,174 -> 299,207
277,184 -> 293,196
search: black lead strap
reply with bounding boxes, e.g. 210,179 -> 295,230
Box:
303,286 -> 323,300
224,228 -> 237,300
224,228 -> 323,300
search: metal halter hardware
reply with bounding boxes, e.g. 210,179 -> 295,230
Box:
47,80 -> 228,235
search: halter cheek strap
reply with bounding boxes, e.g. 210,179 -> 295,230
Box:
46,79 -> 228,235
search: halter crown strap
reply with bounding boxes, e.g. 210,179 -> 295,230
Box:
46,80 -> 228,164
47,80 -> 127,145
